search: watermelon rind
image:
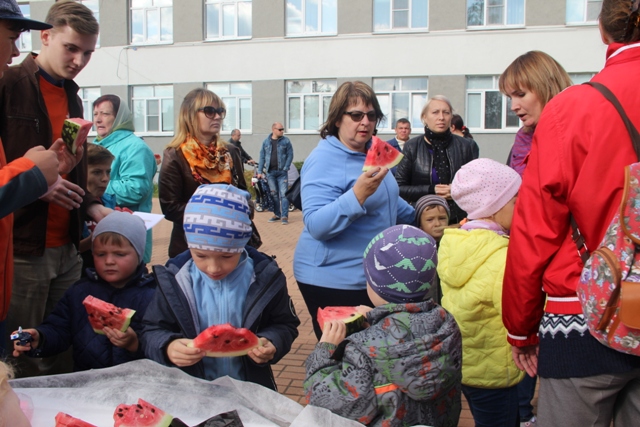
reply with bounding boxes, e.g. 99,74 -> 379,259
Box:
187,323 -> 260,358
62,118 -> 92,155
317,306 -> 366,336
82,295 -> 136,335
362,136 -> 404,172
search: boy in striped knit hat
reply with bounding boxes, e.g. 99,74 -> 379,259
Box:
141,184 -> 299,390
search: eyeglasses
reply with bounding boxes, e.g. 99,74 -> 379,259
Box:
275,128 -> 284,131
198,106 -> 226,119
343,110 -> 378,122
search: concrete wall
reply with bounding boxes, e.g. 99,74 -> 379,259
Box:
100,0 -> 129,47
253,0 -> 285,38
338,0 -> 372,34
527,0 -> 566,27
174,0 -> 204,43
430,0 -> 467,31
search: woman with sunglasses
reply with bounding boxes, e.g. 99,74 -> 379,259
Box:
395,96 -> 475,224
159,88 -> 246,257
503,1 -> 640,425
293,81 -> 415,340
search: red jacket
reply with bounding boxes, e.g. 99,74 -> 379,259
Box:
503,42 -> 640,347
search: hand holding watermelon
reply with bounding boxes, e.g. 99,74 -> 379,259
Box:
167,338 -> 205,367
103,326 -> 139,353
353,166 -> 389,206
49,137 -> 84,175
319,320 -> 347,346
246,337 -> 275,364
11,328 -> 40,358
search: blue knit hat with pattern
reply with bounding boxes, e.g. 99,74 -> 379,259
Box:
183,184 -> 252,253
363,225 -> 438,303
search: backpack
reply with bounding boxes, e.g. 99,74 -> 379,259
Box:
575,82 -> 640,356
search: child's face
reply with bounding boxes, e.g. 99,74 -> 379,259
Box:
366,285 -> 388,308
87,161 -> 111,198
493,196 -> 517,231
191,249 -> 242,281
93,239 -> 139,288
419,206 -> 449,241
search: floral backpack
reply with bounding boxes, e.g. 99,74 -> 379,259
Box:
574,82 -> 640,356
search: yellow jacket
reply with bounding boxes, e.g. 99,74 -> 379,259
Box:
438,227 -> 524,388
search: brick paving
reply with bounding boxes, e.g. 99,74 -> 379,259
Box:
149,199 -> 535,426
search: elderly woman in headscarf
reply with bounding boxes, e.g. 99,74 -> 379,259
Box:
92,94 -> 157,263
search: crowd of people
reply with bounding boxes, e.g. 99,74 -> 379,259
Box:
1,0 -> 640,426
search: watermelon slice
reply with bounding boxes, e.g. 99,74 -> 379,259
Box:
362,136 -> 404,172
188,323 -> 260,357
317,306 -> 366,336
54,412 -> 97,427
113,399 -> 173,427
62,117 -> 93,155
82,295 -> 136,335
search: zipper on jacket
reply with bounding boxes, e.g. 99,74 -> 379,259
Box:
7,115 -> 40,133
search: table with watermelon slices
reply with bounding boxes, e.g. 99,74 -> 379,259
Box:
10,359 -> 364,427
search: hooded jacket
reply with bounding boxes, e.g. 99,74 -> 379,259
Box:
304,301 -> 462,427
438,228 -> 524,388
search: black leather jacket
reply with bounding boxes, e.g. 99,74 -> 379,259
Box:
395,134 -> 475,222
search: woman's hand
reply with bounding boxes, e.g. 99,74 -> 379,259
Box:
247,337 -> 276,364
167,338 -> 204,367
435,184 -> 451,199
353,167 -> 388,206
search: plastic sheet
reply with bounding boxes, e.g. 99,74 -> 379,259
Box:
10,359 -> 363,427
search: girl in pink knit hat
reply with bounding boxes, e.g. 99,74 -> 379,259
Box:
437,158 -> 524,427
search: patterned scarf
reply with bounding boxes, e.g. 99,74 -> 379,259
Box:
424,126 -> 453,185
179,135 -> 233,185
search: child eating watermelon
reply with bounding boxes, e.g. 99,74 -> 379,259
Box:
304,225 -> 462,427
141,184 -> 300,390
12,211 -> 156,372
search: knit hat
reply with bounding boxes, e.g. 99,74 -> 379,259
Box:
451,158 -> 521,220
415,195 -> 450,224
92,211 -> 147,262
183,184 -> 252,253
363,225 -> 438,303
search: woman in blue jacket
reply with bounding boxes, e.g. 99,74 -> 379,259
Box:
293,81 -> 415,339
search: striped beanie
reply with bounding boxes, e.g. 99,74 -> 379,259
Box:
415,195 -> 450,224
183,184 -> 252,253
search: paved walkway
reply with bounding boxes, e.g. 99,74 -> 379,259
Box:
149,199 -> 533,426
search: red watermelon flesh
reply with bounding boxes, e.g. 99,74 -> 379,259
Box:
54,412 -> 97,427
188,323 -> 260,357
317,306 -> 366,336
113,399 -> 173,427
62,117 -> 93,155
362,136 -> 404,172
82,295 -> 135,335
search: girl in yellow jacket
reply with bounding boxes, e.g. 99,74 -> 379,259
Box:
438,158 -> 525,427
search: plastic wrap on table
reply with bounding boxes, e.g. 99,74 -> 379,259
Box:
10,359 -> 364,427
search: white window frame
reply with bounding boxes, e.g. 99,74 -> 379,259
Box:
373,0 -> 429,33
566,0 -> 602,25
130,0 -> 173,45
206,82 -> 252,133
80,0 -> 100,48
80,87 -> 101,136
373,77 -> 428,133
205,0 -> 252,40
131,85 -> 174,135
286,79 -> 336,133
569,72 -> 597,85
466,75 -> 520,132
286,0 -> 337,37
466,0 -> 525,29
17,3 -> 31,52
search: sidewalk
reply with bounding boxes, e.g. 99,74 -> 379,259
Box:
149,199 -> 522,426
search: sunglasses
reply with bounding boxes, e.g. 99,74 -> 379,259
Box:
344,110 -> 378,122
198,106 -> 226,119
275,128 -> 284,131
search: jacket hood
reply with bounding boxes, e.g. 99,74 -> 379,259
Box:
437,228 -> 508,289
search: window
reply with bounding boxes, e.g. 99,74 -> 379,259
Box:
80,87 -> 101,126
467,0 -> 524,27
566,0 -> 602,24
286,79 -> 336,131
466,76 -> 519,130
17,4 -> 31,52
207,82 -> 252,132
131,0 -> 173,45
373,0 -> 428,32
132,85 -> 174,134
374,77 -> 428,131
205,1 -> 251,40
569,72 -> 596,84
80,0 -> 100,47
286,0 -> 337,36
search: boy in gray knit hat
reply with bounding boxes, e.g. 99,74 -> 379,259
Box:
12,211 -> 156,372
305,224 -> 462,427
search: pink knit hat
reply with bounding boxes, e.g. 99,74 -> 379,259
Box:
451,158 -> 521,220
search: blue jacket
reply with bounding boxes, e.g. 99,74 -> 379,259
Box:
141,247 -> 300,391
293,136 -> 415,291
28,265 -> 156,371
257,134 -> 293,174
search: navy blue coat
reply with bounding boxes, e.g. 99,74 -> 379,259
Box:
29,265 -> 156,371
141,247 -> 300,391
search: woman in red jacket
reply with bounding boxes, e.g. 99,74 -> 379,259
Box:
503,1 -> 640,426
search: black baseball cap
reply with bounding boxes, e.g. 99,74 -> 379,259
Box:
0,0 -> 52,31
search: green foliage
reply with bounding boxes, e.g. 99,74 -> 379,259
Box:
293,161 -> 304,172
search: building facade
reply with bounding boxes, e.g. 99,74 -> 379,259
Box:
18,0 -> 604,163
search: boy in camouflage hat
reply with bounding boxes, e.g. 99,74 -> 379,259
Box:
304,224 -> 462,427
